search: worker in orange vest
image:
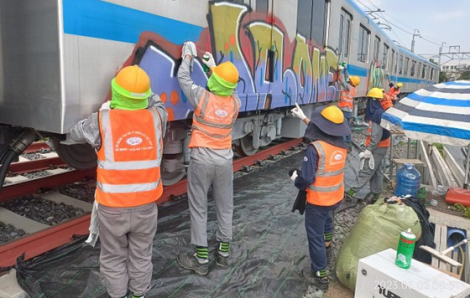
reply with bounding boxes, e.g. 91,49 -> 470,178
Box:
386,74 -> 402,104
380,89 -> 393,110
290,104 -> 350,290
337,63 -> 360,148
177,41 -> 240,275
345,88 -> 390,205
70,65 -> 167,298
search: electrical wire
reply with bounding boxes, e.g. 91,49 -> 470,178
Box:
355,0 -> 447,50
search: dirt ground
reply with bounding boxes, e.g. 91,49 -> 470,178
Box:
324,280 -> 354,297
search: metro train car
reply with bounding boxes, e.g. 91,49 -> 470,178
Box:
0,0 -> 439,185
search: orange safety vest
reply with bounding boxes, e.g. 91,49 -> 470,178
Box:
381,93 -> 393,110
338,86 -> 356,112
189,90 -> 239,149
96,108 -> 164,207
387,86 -> 400,101
306,141 -> 347,206
365,121 -> 391,148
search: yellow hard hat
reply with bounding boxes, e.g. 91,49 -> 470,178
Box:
320,105 -> 344,124
349,76 -> 360,87
367,88 -> 384,99
113,65 -> 151,99
397,83 -> 403,88
212,61 -> 239,88
307,105 -> 350,137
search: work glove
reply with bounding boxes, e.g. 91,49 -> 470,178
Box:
85,200 -> 99,247
182,41 -> 197,71
368,154 -> 375,169
363,149 -> 372,159
291,103 -> 307,120
290,170 -> 298,182
99,100 -> 110,111
202,52 -> 216,69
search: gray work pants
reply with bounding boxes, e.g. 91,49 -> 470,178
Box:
98,202 -> 158,298
350,147 -> 388,194
188,160 -> 233,247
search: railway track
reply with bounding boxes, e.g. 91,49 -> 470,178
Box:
0,138 -> 303,267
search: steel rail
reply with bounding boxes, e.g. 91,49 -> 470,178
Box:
0,138 -> 302,267
9,157 -> 66,174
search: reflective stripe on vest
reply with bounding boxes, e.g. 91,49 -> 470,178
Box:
365,121 -> 391,148
189,90 -> 239,149
96,108 -> 163,207
338,87 -> 356,112
306,141 -> 347,206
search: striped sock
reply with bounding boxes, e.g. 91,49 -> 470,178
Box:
316,269 -> 327,278
218,242 -> 230,257
324,232 -> 333,242
196,246 -> 208,260
346,189 -> 356,196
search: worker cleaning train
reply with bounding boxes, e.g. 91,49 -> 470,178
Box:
290,103 -> 350,290
337,62 -> 360,150
70,65 -> 168,298
345,87 -> 391,205
386,74 -> 402,104
176,41 -> 241,275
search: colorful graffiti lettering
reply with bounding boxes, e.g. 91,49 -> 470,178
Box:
124,2 -> 341,121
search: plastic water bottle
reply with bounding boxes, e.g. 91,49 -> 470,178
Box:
395,163 -> 421,197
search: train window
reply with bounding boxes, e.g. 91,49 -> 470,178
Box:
404,58 -> 409,76
411,60 -> 416,77
311,0 -> 326,45
391,49 -> 395,73
296,0 -> 313,41
338,15 -> 344,54
398,55 -> 403,75
430,68 -> 434,81
417,63 -> 422,78
345,19 -> 351,57
338,9 -> 352,62
357,25 -> 370,62
296,0 -> 326,45
422,65 -> 426,79
373,36 -> 380,62
383,44 -> 389,69
256,0 -> 269,12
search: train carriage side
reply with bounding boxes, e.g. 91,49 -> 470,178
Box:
0,0 -> 340,186
0,0 -> 439,186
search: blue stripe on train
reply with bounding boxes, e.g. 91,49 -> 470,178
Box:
348,65 -> 433,85
62,0 -> 203,45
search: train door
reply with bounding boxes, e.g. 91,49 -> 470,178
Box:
338,9 -> 352,65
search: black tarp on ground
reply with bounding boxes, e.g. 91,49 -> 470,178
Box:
14,147 -> 365,298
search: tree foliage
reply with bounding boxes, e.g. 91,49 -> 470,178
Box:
439,71 -> 447,83
460,71 -> 470,80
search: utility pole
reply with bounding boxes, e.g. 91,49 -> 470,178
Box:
411,29 -> 421,53
438,42 -> 446,65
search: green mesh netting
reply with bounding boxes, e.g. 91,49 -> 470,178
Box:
335,201 -> 422,292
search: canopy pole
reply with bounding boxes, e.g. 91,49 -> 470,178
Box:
465,144 -> 470,189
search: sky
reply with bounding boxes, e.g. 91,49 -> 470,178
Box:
352,0 -> 470,65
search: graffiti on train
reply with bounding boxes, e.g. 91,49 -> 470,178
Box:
126,2 -> 340,121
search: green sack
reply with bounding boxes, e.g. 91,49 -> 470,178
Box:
335,201 -> 422,292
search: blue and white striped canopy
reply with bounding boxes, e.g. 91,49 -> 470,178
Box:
381,80 -> 470,147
